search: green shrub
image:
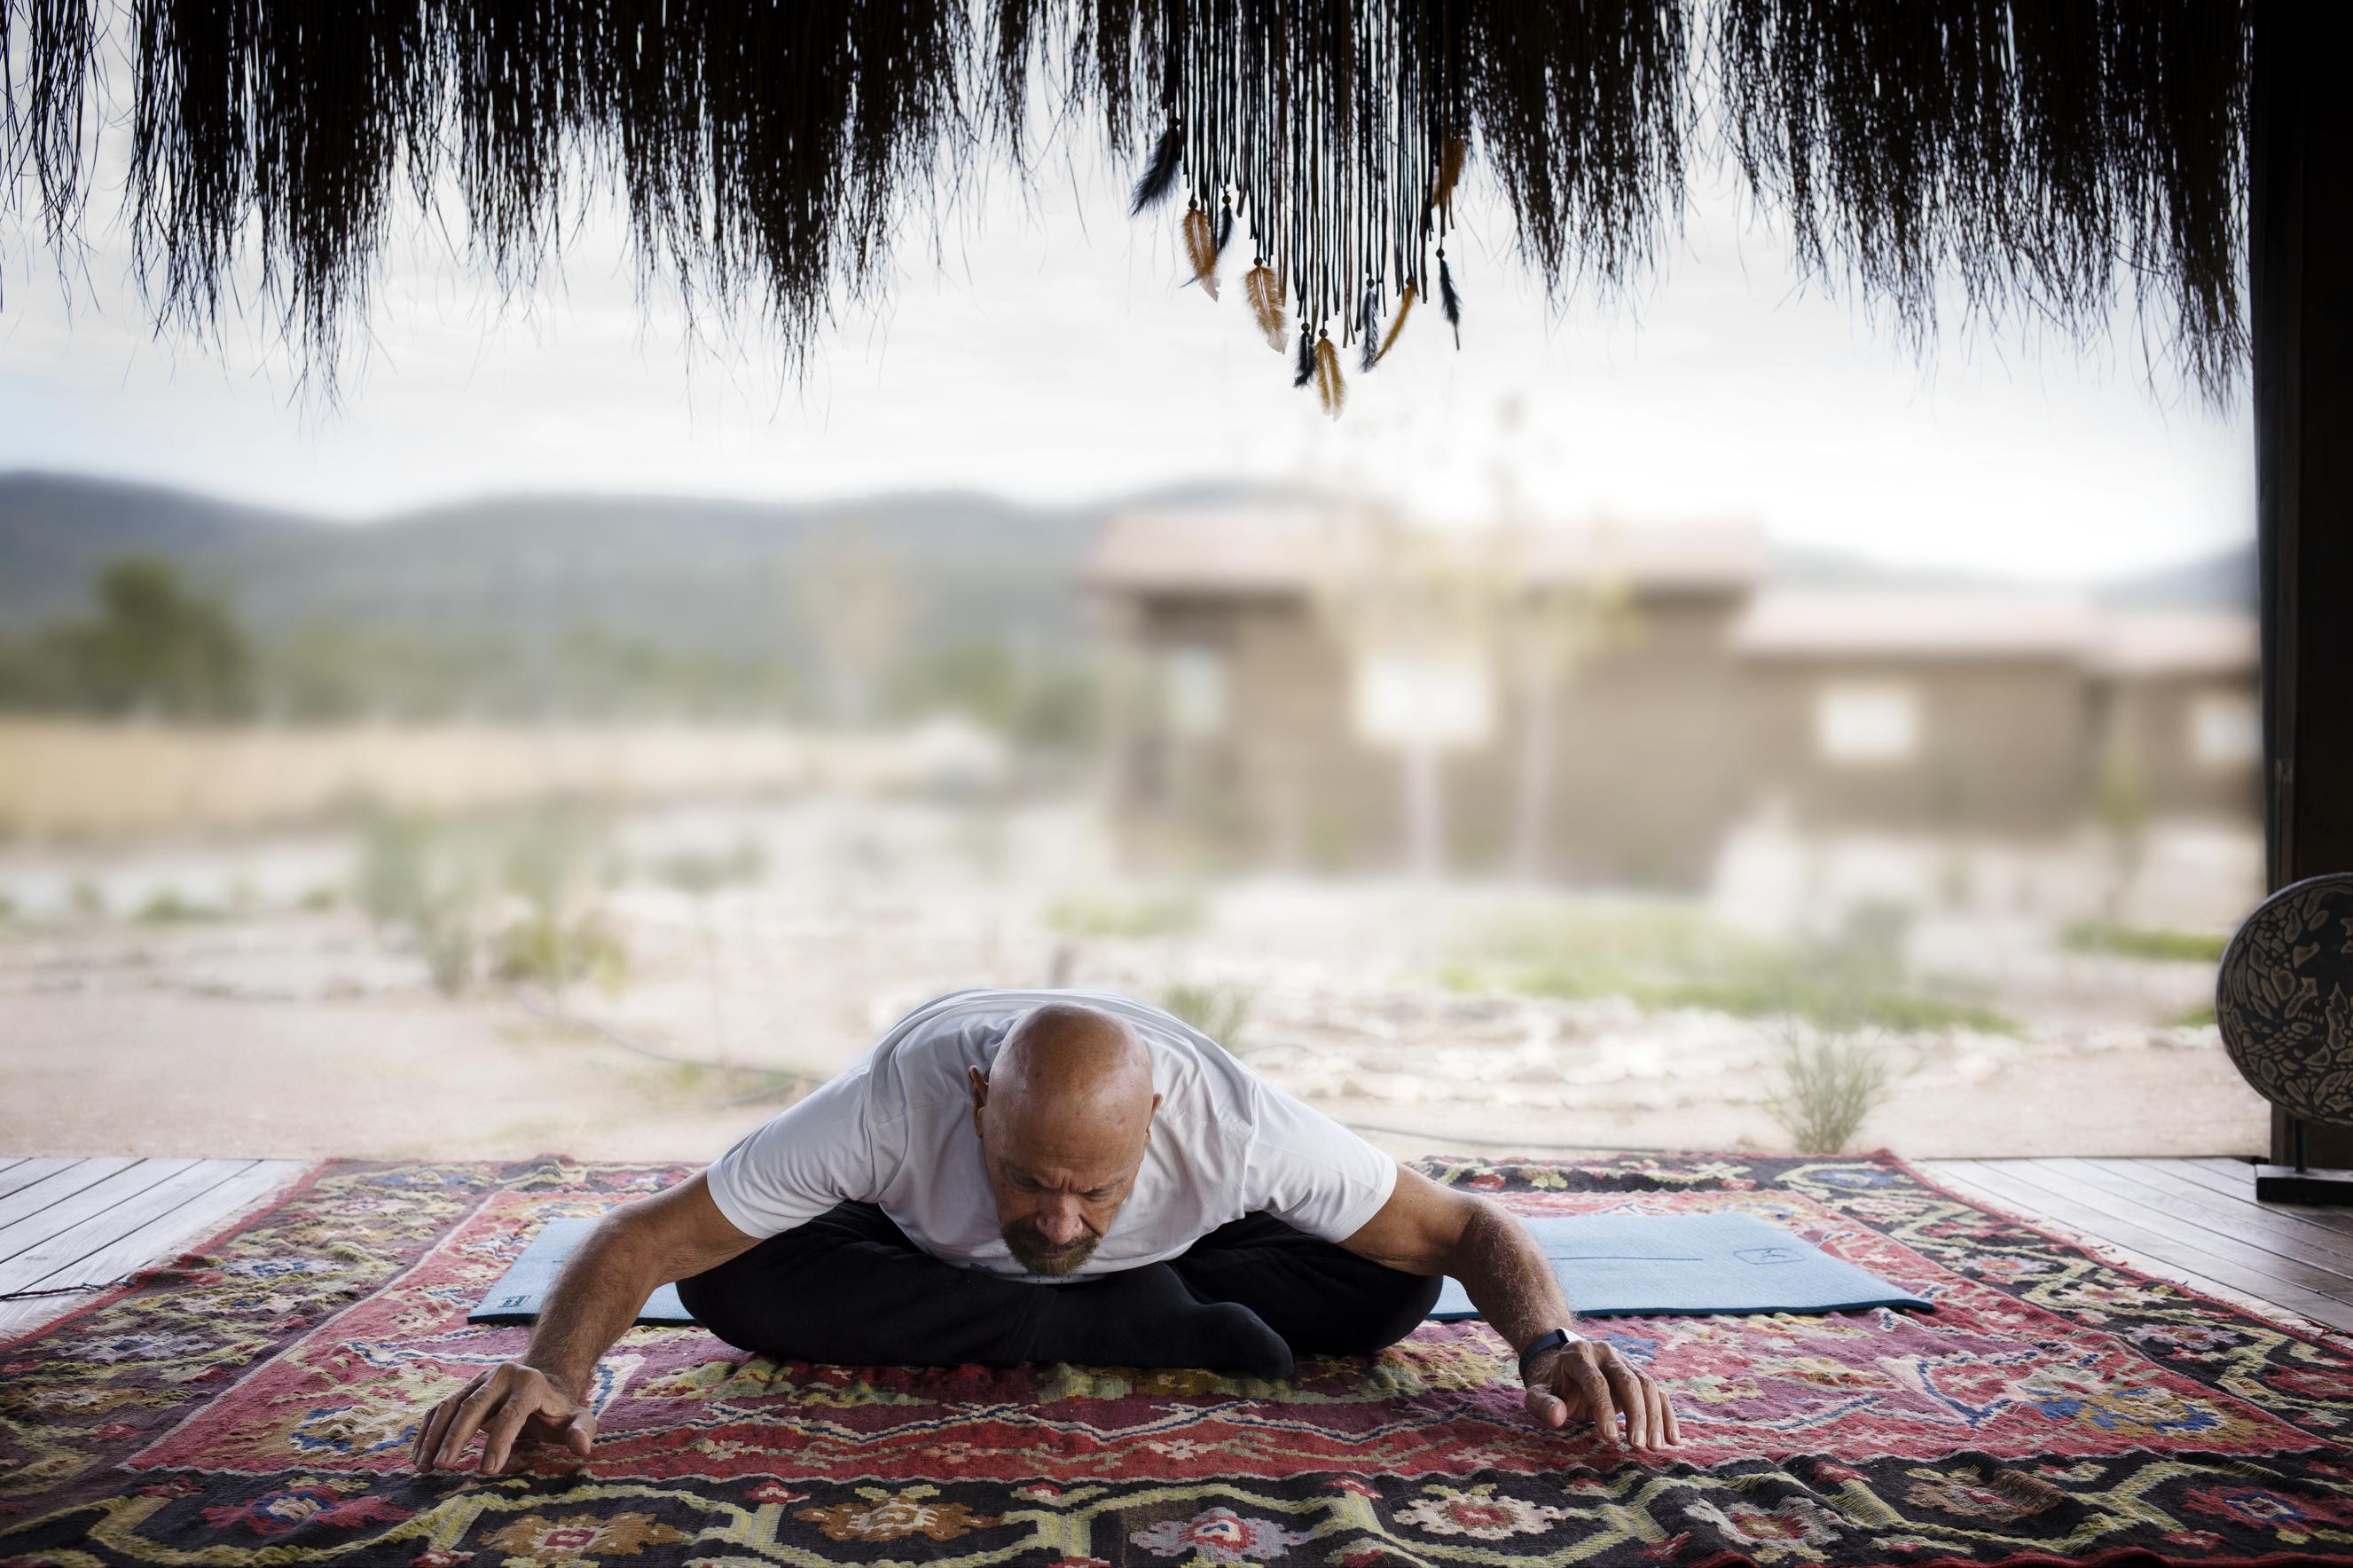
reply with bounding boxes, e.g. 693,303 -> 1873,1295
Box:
1159,981 -> 1257,1052
655,835 -> 770,897
1767,1031 -> 1905,1154
1497,964 -> 2016,1035
2059,923 -> 2228,964
136,889 -> 223,924
355,810 -> 438,929
1459,903 -> 2014,1034
351,802 -> 631,1002
1047,890 -> 1204,939
1436,960 -> 1487,993
415,895 -> 479,996
495,909 -> 628,997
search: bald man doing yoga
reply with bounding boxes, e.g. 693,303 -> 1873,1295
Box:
412,988 -> 1681,1473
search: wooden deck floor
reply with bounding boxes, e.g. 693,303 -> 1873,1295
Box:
0,1156 -> 308,1339
4,1156 -> 2350,1342
1922,1157 -> 2353,1334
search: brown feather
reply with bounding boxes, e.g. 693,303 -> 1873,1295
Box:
1243,265 -> 1285,349
1313,334 -> 1345,419
1181,207 -> 1220,301
1434,137 -> 1469,220
1372,283 -> 1416,365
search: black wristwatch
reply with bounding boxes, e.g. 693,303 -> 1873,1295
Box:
1517,1326 -> 1586,1382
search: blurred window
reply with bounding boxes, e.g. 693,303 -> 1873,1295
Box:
1165,646 -> 1227,740
2190,690 -> 2261,767
1816,681 -> 1919,764
1352,648 -> 1496,749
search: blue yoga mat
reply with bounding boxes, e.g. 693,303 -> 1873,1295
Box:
468,1219 -> 694,1325
1428,1211 -> 1928,1320
469,1211 -> 1927,1327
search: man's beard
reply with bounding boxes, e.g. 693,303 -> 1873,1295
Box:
1002,1219 -> 1098,1277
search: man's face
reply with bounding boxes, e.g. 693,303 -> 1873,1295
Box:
969,1066 -> 1157,1275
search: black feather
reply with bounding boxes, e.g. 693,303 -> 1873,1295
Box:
1129,125 -> 1183,216
1292,328 -> 1314,388
1439,254 -> 1463,349
1358,281 -> 1382,372
1213,201 -> 1234,263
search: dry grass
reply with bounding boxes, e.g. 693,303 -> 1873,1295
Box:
0,720 -> 972,837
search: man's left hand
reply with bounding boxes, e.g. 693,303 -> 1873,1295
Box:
1523,1337 -> 1680,1451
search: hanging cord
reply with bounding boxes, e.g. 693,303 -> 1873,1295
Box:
0,1278 -> 137,1301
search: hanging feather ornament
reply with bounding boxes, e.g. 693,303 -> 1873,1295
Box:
1313,331 -> 1345,419
1292,325 -> 1315,388
1129,124 -> 1182,216
1245,262 -> 1286,350
1181,202 -> 1220,300
1213,200 -> 1234,266
1373,283 -> 1417,365
1438,250 -> 1463,349
1356,277 -> 1383,372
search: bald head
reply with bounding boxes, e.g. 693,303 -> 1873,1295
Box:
989,1003 -> 1157,1137
969,1002 -> 1161,1274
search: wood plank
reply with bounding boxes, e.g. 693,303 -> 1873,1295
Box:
0,1159 -> 198,1272
0,1160 -> 305,1342
2089,1158 -> 2353,1255
0,1157 -> 20,1178
0,1156 -> 82,1203
1930,1162 -> 2353,1331
1990,1159 -> 2353,1301
2061,1158 -> 2353,1276
0,1161 -> 253,1294
1926,1163 -> 2267,1310
2160,1157 -> 2353,1225
2129,1157 -> 2353,1225
1934,1160 -> 2353,1332
0,1157 -> 137,1234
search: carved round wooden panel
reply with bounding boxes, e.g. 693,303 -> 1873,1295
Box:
2218,873 -> 2353,1128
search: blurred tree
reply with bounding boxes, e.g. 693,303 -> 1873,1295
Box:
886,636 -> 1100,749
43,558 -> 253,719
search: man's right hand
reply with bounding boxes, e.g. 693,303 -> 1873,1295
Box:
411,1361 -> 597,1474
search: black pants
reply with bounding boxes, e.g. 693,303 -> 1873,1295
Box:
675,1202 -> 1439,1368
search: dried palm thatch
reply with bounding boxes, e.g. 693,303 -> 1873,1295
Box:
1714,0 -> 2250,400
0,0 -> 2250,401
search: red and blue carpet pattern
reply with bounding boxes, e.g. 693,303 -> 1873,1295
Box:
5,1154 -> 2353,1565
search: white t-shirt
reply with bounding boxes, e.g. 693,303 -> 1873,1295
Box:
704,987 -> 1399,1281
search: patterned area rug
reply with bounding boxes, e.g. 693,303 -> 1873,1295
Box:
6,1154 -> 2353,1567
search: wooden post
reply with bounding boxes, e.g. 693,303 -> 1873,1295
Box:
2252,0 -> 2353,1167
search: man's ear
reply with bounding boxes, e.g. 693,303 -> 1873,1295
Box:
968,1065 -> 989,1135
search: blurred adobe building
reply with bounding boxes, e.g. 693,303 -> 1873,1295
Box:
1086,505 -> 2259,887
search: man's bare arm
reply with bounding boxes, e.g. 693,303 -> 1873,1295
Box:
412,1173 -> 758,1473
1339,1164 -> 1679,1450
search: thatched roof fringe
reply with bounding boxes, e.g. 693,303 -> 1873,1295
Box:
0,0 -> 2250,400
1,0 -> 95,255
1716,0 -> 2248,395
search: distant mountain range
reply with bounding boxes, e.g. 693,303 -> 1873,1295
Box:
0,471 -> 2257,656
0,472 -> 1124,659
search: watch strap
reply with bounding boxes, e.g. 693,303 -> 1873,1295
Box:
1517,1326 -> 1584,1382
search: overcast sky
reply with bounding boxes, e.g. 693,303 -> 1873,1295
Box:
0,141 -> 2253,584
